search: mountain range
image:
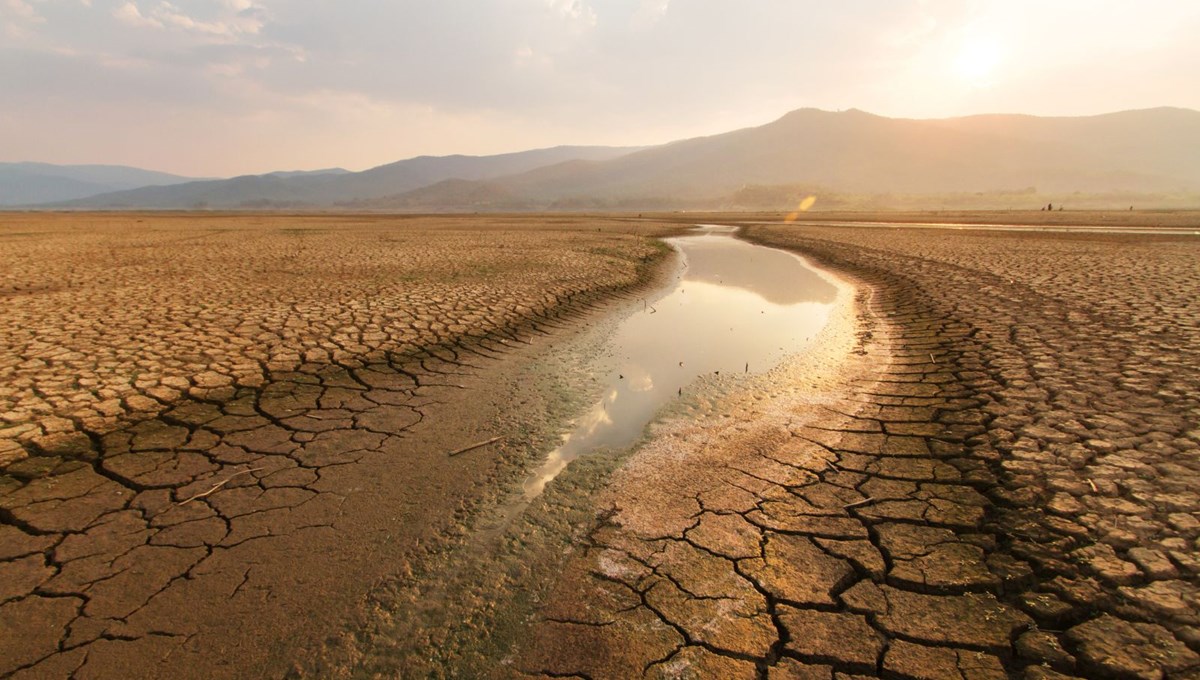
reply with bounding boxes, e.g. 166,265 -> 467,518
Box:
36,146 -> 644,210
0,163 -> 206,205
6,107 -> 1199,210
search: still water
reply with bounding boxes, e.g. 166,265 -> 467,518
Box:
522,226 -> 838,500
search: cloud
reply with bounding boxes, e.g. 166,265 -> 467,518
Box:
545,0 -> 596,28
113,2 -> 162,29
630,0 -> 669,30
113,0 -> 265,38
2,0 -> 44,39
3,0 -> 45,35
5,0 -> 41,20
5,1 -> 1200,176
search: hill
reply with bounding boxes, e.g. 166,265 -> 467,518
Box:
57,146 -> 645,209
373,107 -> 1200,211
28,107 -> 1200,210
0,162 -> 201,205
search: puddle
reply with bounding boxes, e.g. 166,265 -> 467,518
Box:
522,225 -> 837,500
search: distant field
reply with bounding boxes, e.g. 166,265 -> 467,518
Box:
647,208 -> 1200,229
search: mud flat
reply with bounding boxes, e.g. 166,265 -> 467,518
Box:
5,211 -> 1200,678
0,213 -> 675,679
513,214 -> 1200,679
296,225 -> 844,677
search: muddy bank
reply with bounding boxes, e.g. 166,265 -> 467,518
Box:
0,215 -> 678,679
302,227 -> 843,676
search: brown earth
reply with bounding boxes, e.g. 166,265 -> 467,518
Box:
512,213 -> 1200,679
0,212 -> 676,679
5,210 -> 1200,679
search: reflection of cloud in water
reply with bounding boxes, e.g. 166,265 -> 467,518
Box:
627,370 -> 654,393
681,235 -> 837,305
573,397 -> 615,440
522,229 -> 838,502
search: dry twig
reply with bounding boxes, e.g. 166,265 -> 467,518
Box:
448,436 -> 503,457
843,497 -> 877,510
177,468 -> 264,506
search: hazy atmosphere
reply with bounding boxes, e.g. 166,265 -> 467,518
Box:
3,0 -> 1199,176
4,3 -> 1200,679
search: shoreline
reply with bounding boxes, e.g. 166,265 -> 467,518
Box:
311,228 -> 858,677
0,216 -> 682,679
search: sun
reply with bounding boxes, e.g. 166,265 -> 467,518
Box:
954,40 -> 1002,88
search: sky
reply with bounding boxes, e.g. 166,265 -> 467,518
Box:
2,0 -> 1199,177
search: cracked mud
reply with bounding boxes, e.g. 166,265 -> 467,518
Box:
4,212 -> 1198,680
0,213 -> 670,679
513,217 -> 1200,680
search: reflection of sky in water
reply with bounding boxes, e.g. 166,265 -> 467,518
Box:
523,231 -> 837,499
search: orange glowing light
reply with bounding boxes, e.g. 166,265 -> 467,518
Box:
784,195 -> 817,222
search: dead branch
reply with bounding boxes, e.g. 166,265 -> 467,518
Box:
448,436 -> 502,457
843,497 -> 877,510
177,467 -> 264,506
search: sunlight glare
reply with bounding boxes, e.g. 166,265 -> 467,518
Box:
955,40 -> 1002,87
784,195 -> 817,222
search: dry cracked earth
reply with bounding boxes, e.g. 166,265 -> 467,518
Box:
4,212 -> 1199,680
0,213 -> 667,679
514,217 -> 1200,680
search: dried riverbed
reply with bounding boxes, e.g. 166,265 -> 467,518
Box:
310,225 -> 843,676
0,213 -> 673,679
512,214 -> 1200,679
4,211 -> 1198,679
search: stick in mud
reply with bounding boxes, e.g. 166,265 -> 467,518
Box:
843,497 -> 878,510
178,468 -> 264,506
447,436 -> 503,457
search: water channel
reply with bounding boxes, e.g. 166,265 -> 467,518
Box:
522,225 -> 839,500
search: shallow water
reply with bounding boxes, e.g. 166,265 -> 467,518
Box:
521,226 -> 837,499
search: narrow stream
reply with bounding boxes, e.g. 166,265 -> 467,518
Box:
522,225 -> 838,500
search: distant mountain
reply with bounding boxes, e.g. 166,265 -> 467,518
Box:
261,168 -> 351,179
373,107 -> 1200,211
0,162 -> 201,205
27,108 -> 1200,210
57,146 -> 646,209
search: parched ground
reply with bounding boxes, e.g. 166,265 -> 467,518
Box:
515,216 -> 1200,679
5,211 -> 1199,679
0,213 -> 669,679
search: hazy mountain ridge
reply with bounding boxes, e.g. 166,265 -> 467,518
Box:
261,168 -> 351,179
50,146 -> 646,209
370,106 -> 1200,211
13,107 -> 1200,210
0,162 -> 202,205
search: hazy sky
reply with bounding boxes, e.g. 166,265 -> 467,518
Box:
3,0 -> 1198,176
